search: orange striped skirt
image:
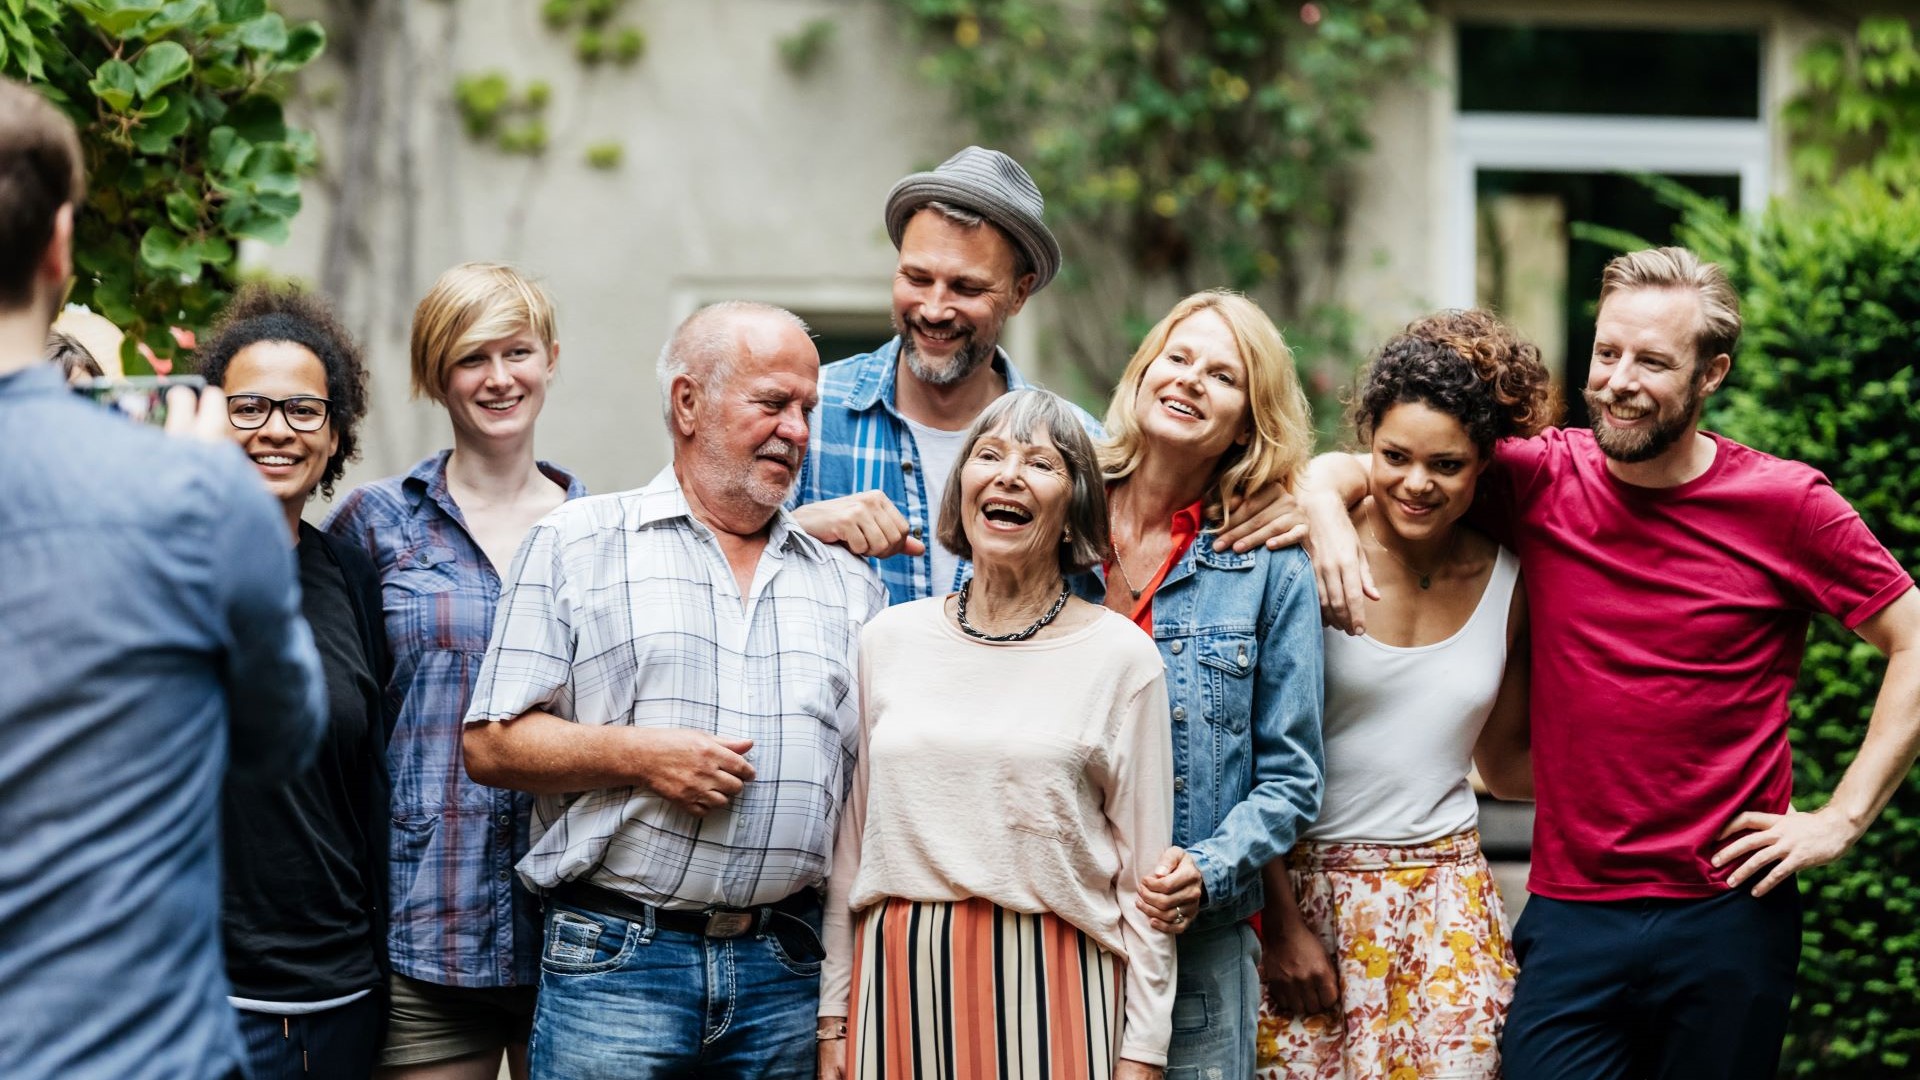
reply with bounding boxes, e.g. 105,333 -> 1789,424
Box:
843,896 -> 1126,1080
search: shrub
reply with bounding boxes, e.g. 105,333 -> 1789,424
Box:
1679,176 -> 1920,1078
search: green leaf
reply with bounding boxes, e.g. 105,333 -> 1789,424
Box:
88,57 -> 139,111
164,190 -> 199,232
237,11 -> 286,53
279,20 -> 324,67
130,95 -> 191,152
225,94 -> 284,142
215,0 -> 264,22
72,0 -> 166,37
229,211 -> 289,244
132,41 -> 191,98
138,224 -> 203,276
208,125 -> 251,176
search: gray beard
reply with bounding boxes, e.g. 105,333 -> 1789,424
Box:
900,328 -> 996,388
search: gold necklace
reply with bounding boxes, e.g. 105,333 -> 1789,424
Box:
1366,517 -> 1454,590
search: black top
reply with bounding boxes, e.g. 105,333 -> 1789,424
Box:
222,523 -> 394,1002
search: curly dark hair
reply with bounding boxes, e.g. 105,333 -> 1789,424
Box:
1352,309 -> 1558,456
197,284 -> 369,499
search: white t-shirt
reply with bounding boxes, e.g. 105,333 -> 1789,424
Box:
901,413 -> 971,596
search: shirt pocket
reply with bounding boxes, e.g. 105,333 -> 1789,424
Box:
383,544 -> 492,654
1197,633 -> 1257,734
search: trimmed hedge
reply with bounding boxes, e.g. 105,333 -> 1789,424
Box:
1679,176 -> 1920,1077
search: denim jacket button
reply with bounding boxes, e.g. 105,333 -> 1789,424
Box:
1172,706 -> 1186,722
1173,776 -> 1186,792
1169,640 -> 1184,654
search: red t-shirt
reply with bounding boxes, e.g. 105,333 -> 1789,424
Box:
1477,427 -> 1914,900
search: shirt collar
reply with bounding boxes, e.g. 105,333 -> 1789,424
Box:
635,467 -> 829,562
843,336 -> 1028,414
402,448 -> 587,515
0,364 -> 65,400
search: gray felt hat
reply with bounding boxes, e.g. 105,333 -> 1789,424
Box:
883,146 -> 1061,292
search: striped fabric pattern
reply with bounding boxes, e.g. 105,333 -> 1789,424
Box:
845,897 -> 1124,1080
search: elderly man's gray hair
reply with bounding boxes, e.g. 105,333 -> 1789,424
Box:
656,301 -> 811,424
936,388 -> 1110,574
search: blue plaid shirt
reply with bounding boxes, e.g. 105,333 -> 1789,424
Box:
793,336 -> 1102,605
323,451 -> 587,988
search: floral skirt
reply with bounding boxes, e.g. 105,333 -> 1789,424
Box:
844,896 -> 1126,1080
1255,829 -> 1517,1079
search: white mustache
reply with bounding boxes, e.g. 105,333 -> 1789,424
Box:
756,437 -> 799,467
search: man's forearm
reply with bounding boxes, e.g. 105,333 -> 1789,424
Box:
464,710 -> 647,794
1826,643 -> 1920,834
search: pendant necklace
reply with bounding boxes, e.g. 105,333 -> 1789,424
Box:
956,579 -> 1072,642
1108,539 -> 1147,601
1367,518 -> 1452,590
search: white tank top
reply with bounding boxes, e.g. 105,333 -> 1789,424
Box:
1302,546 -> 1519,844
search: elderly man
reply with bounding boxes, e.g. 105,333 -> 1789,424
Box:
0,77 -> 324,1079
1304,247 -> 1920,1080
793,147 -> 1301,606
463,301 -> 886,1079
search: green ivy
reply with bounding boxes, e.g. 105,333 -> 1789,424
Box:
0,0 -> 323,372
884,0 -> 1427,394
453,71 -> 549,155
1669,174 -> 1920,1080
1786,17 -> 1920,193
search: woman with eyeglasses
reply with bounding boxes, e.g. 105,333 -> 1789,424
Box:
200,284 -> 392,1079
322,263 -> 584,1080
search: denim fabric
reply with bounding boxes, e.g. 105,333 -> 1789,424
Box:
1074,538 -> 1325,928
323,452 -> 586,988
528,897 -> 823,1080
0,364 -> 325,1080
793,338 -> 1102,606
1165,921 -> 1261,1080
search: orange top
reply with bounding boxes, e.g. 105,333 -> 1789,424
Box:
1107,498 -> 1205,633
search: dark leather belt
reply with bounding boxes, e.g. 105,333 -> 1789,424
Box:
549,880 -> 818,940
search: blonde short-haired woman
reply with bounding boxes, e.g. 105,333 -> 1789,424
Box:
324,263 -> 587,1080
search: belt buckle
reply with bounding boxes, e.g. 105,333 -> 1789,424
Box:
704,910 -> 754,939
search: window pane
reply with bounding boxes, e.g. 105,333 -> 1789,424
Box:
1474,170 -> 1740,427
1459,25 -> 1761,118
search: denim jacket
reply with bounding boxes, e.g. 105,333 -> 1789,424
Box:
1073,539 -> 1325,930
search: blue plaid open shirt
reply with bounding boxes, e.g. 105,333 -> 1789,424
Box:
793,337 -> 1102,606
323,451 -> 587,988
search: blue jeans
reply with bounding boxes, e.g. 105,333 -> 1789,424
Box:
528,896 -> 823,1080
1165,920 -> 1260,1080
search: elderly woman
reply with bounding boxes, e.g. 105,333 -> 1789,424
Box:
323,262 -> 586,1080
200,285 -> 392,1079
818,389 -> 1177,1080
1104,290 -> 1326,1079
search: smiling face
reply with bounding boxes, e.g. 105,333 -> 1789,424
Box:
956,422 -> 1074,576
1583,287 -> 1724,464
681,317 -> 820,514
1130,307 -> 1252,465
223,340 -> 338,512
442,328 -> 556,445
1368,400 -> 1487,543
891,209 -> 1034,388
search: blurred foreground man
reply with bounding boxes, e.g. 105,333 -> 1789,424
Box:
0,77 -> 326,1079
1306,246 -> 1920,1079
463,302 -> 885,1079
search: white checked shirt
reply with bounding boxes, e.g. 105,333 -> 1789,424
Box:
465,467 -> 886,910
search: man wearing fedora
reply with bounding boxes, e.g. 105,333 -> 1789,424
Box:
790,146 -> 1095,607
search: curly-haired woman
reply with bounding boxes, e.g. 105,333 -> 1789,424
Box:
200,284 -> 392,1079
1256,309 -> 1555,1079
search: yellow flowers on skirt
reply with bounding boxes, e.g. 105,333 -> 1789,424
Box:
1256,829 -> 1517,1079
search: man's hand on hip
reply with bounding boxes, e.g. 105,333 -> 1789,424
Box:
1713,805 -> 1862,897
632,728 -> 757,816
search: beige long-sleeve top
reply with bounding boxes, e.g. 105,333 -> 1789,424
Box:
820,597 -> 1178,1066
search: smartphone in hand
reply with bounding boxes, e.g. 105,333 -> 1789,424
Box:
74,375 -> 207,427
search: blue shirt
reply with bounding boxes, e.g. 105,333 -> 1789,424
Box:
1074,538 -> 1325,929
0,364 -> 325,1079
324,451 -> 586,988
793,337 -> 1102,605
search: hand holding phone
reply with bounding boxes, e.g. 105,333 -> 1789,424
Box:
76,375 -> 230,443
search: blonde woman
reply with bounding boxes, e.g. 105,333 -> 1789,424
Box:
1103,291 -> 1327,1079
324,263 -> 586,1080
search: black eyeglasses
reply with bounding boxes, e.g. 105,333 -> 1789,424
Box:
227,394 -> 332,432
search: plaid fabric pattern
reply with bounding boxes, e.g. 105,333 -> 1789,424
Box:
792,337 -> 1103,606
466,468 -> 887,908
322,451 -> 587,988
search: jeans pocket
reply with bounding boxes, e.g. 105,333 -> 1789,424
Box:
765,913 -> 825,976
1171,989 -> 1212,1034
541,906 -> 636,976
